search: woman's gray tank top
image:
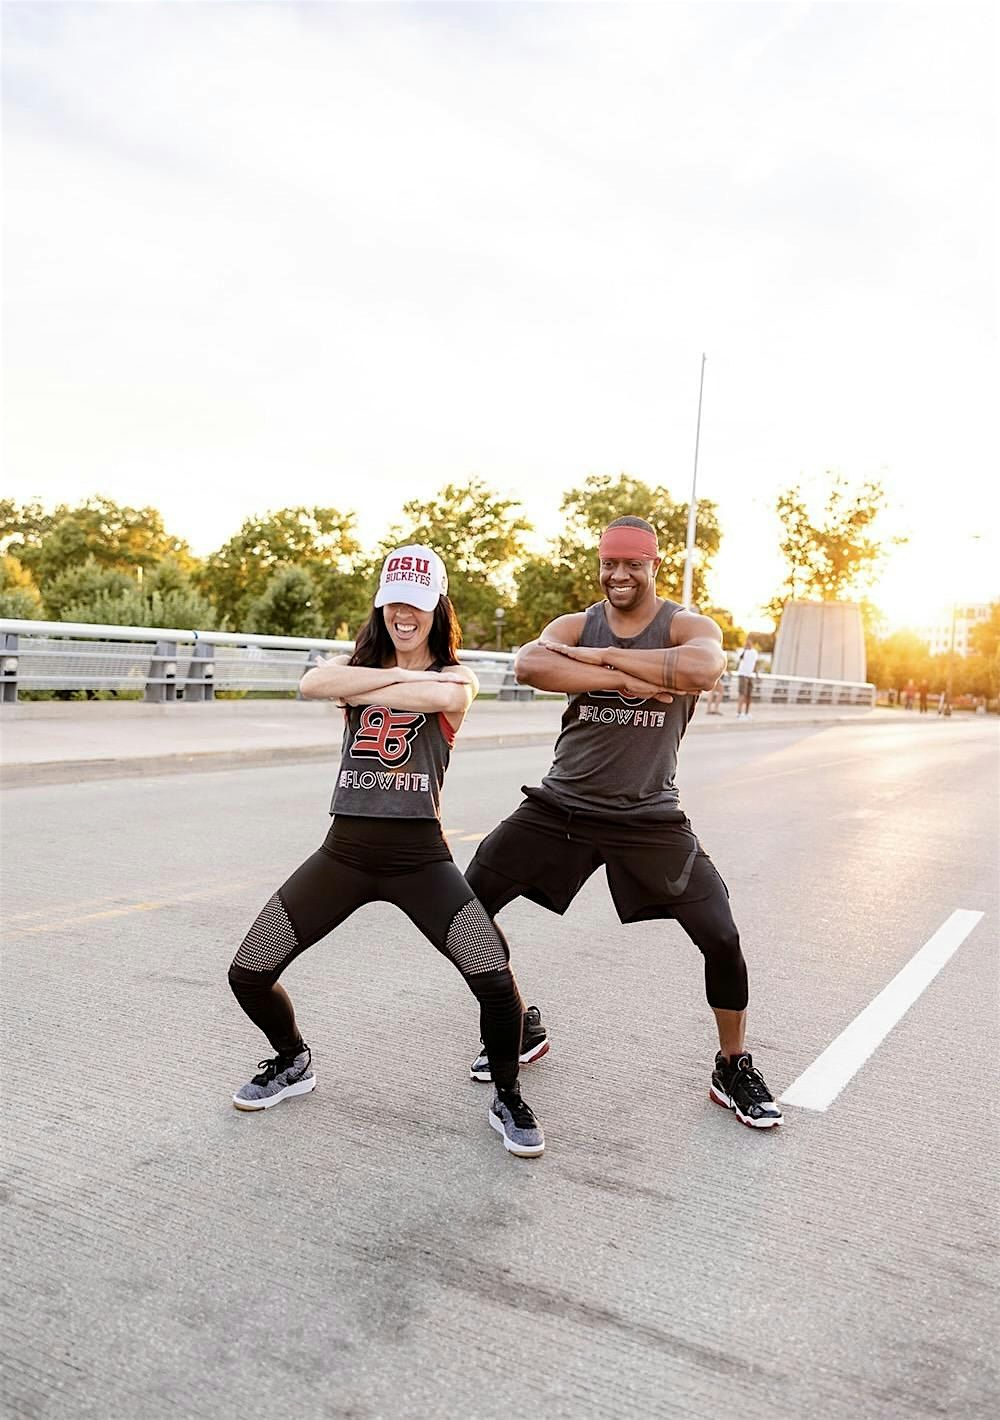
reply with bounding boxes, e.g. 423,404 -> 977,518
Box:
330,696 -> 454,820
538,600 -> 697,821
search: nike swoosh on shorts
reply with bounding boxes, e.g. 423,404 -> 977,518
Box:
664,846 -> 699,897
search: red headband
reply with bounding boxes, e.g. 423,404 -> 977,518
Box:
598,526 -> 659,560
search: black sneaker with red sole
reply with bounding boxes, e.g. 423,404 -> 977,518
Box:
710,1051 -> 783,1128
470,1005 -> 550,1082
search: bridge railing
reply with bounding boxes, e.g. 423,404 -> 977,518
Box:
0,620 -> 875,707
0,620 -> 530,704
713,671 -> 875,707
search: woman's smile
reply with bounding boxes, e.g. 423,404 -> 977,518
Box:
384,602 -> 432,653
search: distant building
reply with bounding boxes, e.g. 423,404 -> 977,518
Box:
919,604 -> 992,658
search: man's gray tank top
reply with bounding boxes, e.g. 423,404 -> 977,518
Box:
330,689 -> 455,820
539,599 -> 697,821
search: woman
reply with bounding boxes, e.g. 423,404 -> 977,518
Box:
227,543 -> 544,1158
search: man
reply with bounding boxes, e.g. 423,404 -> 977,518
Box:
734,635 -> 759,720
464,516 -> 783,1129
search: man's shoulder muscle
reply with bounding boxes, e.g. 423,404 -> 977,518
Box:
669,607 -> 723,647
537,610 -> 589,646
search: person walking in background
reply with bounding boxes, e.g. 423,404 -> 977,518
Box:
226,543 -> 545,1158
903,678 -> 916,710
705,667 -> 728,714
918,680 -> 929,713
735,635 -> 759,720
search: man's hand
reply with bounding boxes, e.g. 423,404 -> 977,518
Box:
539,640 -> 606,666
620,676 -> 675,703
541,641 -> 680,701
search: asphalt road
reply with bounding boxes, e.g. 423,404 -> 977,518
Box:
2,716 -> 997,1419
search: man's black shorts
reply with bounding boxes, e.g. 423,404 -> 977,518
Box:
469,787 -> 728,924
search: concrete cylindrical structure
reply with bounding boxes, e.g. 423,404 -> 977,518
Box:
771,601 -> 866,683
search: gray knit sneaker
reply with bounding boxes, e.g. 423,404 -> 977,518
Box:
489,1088 -> 545,1157
232,1046 -> 316,1111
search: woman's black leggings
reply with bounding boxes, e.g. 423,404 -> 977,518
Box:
228,818 -> 524,1091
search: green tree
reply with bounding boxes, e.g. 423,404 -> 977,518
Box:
509,554 -> 589,644
45,555 -> 217,628
383,480 -> 532,648
864,630 -> 933,693
768,477 -> 901,624
200,508 -> 366,634
703,606 -> 746,650
966,603 -> 1000,700
509,473 -> 721,643
60,586 -> 219,630
1,496 -> 192,585
244,567 -> 325,639
0,554 -> 44,619
43,558 -> 137,620
145,557 -> 194,597
0,499 -> 51,551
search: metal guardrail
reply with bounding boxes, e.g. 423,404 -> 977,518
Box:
0,620 -> 875,707
0,620 -> 530,704
711,674 -> 875,707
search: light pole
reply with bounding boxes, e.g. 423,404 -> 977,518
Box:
944,602 -> 957,716
681,353 -> 707,608
494,606 -> 505,652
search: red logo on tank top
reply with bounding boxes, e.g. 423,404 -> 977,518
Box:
350,707 -> 426,766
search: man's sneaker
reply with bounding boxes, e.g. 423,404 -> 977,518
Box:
710,1051 -> 783,1129
470,1005 -> 550,1082
232,1046 -> 316,1111
489,1088 -> 545,1157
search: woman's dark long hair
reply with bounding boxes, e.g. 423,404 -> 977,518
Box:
349,595 -> 462,669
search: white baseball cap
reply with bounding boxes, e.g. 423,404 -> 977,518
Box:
374,544 -> 449,612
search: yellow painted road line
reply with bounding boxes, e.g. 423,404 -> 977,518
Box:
5,894 -> 142,923
6,881 -> 253,936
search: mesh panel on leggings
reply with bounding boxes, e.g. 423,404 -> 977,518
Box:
445,899 -> 508,976
233,893 -> 299,973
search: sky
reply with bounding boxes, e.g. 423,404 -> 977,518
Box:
3,1 -> 997,630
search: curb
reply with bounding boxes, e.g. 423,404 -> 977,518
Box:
0,714 -> 901,790
0,731 -> 561,789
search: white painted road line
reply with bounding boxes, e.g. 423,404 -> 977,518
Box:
780,908 -> 986,1112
